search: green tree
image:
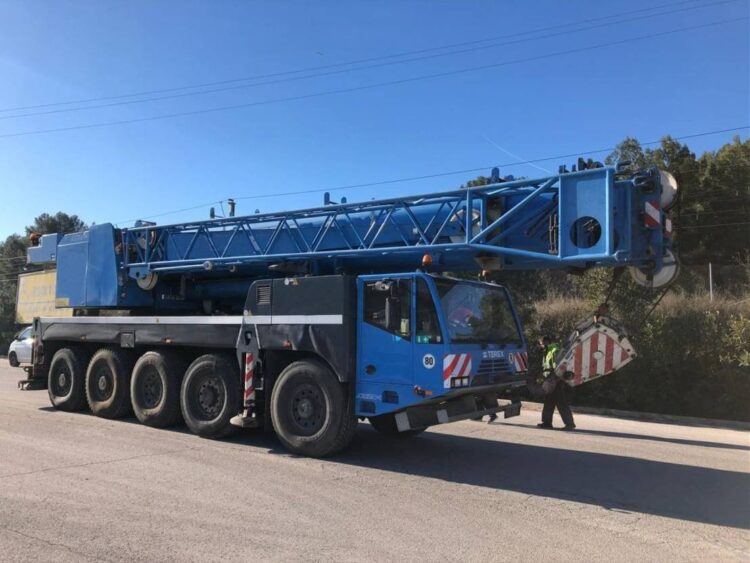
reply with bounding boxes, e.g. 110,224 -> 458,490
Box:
26,212 -> 85,237
686,138 -> 749,263
605,136 -> 649,170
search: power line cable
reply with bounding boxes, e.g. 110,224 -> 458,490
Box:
685,207 -> 750,215
1,17 -> 746,141
0,0 -> 716,115
0,0 -> 739,122
678,220 -> 750,229
681,192 -> 750,204
112,125 -> 749,225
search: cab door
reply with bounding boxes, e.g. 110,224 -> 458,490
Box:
412,276 -> 446,395
356,275 -> 414,416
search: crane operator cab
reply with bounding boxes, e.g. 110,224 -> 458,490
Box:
356,272 -> 527,433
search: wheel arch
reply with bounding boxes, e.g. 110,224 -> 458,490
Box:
262,349 -> 343,388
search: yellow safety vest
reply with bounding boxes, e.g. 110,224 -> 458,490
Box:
542,344 -> 559,373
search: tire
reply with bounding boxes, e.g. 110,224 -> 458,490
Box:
180,353 -> 241,439
131,350 -> 186,428
48,347 -> 89,411
85,348 -> 135,419
270,359 -> 357,457
369,413 -> 426,438
8,352 -> 18,368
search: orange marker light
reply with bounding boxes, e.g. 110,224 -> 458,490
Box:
422,254 -> 433,267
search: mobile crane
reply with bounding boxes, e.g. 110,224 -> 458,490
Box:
23,161 -> 678,457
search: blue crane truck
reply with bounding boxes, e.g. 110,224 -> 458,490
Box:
22,162 -> 678,457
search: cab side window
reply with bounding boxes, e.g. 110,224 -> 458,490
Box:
416,279 -> 441,344
363,279 -> 411,340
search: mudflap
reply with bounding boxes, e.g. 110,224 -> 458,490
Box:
555,315 -> 635,387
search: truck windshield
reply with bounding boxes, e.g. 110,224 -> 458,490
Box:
433,278 -> 522,346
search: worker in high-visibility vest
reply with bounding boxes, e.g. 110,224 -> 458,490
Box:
537,335 -> 576,430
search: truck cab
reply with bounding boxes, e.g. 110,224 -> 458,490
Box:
355,273 -> 527,431
233,271 -> 527,450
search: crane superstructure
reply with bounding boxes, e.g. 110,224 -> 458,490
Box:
23,161 -> 678,456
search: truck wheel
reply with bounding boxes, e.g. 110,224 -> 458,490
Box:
180,353 -> 240,439
270,359 -> 357,457
86,348 -> 135,419
369,413 -> 426,438
48,347 -> 89,411
131,351 -> 185,428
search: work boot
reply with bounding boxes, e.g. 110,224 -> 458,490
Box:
558,424 -> 576,431
487,413 -> 498,424
537,422 -> 553,429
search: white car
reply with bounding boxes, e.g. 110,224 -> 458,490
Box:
8,326 -> 34,367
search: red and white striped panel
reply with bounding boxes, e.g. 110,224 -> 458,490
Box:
243,353 -> 255,406
555,327 -> 634,387
508,351 -> 528,373
644,200 -> 661,228
443,353 -> 472,388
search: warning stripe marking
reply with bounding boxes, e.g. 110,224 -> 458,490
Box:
562,330 -> 634,386
244,353 -> 255,402
517,351 -> 528,371
443,354 -> 472,388
644,200 -> 661,228
444,355 -> 460,379
613,343 -> 624,370
604,335 -> 615,373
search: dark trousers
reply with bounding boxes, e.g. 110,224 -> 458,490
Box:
542,380 -> 574,426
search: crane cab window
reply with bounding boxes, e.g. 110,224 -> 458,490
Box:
363,279 -> 411,340
416,279 -> 441,344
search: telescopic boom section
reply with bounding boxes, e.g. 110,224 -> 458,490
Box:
27,163 -> 677,308
120,165 -> 675,277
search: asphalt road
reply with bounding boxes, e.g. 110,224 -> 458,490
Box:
0,361 -> 748,562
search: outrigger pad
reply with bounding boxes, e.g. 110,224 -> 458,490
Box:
554,316 -> 635,387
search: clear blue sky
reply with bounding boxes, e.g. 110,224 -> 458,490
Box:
0,0 -> 747,237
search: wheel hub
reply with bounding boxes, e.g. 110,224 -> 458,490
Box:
297,398 -> 314,419
140,369 -> 162,409
290,384 -> 325,434
198,378 -> 222,417
52,363 -> 72,397
92,367 -> 113,400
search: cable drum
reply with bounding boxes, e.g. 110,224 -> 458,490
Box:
136,272 -> 159,290
629,249 -> 680,288
659,170 -> 679,210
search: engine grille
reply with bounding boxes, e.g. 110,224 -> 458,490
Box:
477,357 -> 512,376
472,357 -> 515,386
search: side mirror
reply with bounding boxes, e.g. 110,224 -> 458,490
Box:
385,296 -> 401,332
